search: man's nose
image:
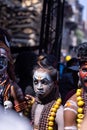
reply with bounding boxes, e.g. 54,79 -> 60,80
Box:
37,82 -> 43,89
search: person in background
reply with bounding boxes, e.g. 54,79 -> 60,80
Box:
24,53 -> 64,130
14,51 -> 37,97
0,28 -> 27,114
64,42 -> 87,130
58,53 -> 67,79
59,57 -> 79,105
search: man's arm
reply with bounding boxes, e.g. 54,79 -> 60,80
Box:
64,100 -> 78,130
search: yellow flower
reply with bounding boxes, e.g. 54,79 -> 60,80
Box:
48,116 -> 55,121
76,89 -> 82,96
77,100 -> 84,107
47,126 -> 53,130
57,98 -> 62,103
78,107 -> 83,113
77,118 -> 83,123
54,104 -> 59,109
48,121 -> 54,126
50,112 -> 56,117
50,107 -> 57,112
77,96 -> 83,101
77,123 -> 81,128
77,114 -> 84,119
77,89 -> 82,93
76,91 -> 82,96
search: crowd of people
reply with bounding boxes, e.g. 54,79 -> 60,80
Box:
0,27 -> 87,130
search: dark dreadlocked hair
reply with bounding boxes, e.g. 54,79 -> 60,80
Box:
33,53 -> 58,81
76,42 -> 87,66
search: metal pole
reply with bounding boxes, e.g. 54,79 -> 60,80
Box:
52,0 -> 65,68
39,0 -> 47,54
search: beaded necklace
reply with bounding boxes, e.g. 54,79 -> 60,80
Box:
46,98 -> 62,130
76,88 -> 85,130
26,97 -> 62,130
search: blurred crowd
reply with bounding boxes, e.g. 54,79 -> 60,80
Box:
0,27 -> 87,130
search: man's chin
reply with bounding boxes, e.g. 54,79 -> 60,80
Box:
37,94 -> 45,99
36,92 -> 44,97
37,93 -> 49,99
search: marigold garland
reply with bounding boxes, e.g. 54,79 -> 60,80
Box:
46,98 -> 62,130
24,96 -> 62,130
76,88 -> 85,130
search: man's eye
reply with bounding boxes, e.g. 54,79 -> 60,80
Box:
34,80 -> 38,85
82,68 -> 87,72
41,80 -> 48,85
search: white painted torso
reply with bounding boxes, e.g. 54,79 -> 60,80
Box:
33,103 -> 64,130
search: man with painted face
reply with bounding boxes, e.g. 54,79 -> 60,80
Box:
64,42 -> 87,130
0,28 -> 27,114
25,54 -> 64,130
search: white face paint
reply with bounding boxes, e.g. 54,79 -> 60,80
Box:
0,48 -> 8,77
33,70 -> 52,81
33,68 -> 54,98
0,48 -> 8,58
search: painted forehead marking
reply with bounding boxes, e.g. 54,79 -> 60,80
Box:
33,70 -> 52,81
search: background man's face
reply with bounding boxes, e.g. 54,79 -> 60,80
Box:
79,64 -> 87,88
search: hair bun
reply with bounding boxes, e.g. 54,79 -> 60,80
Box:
38,55 -> 45,61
